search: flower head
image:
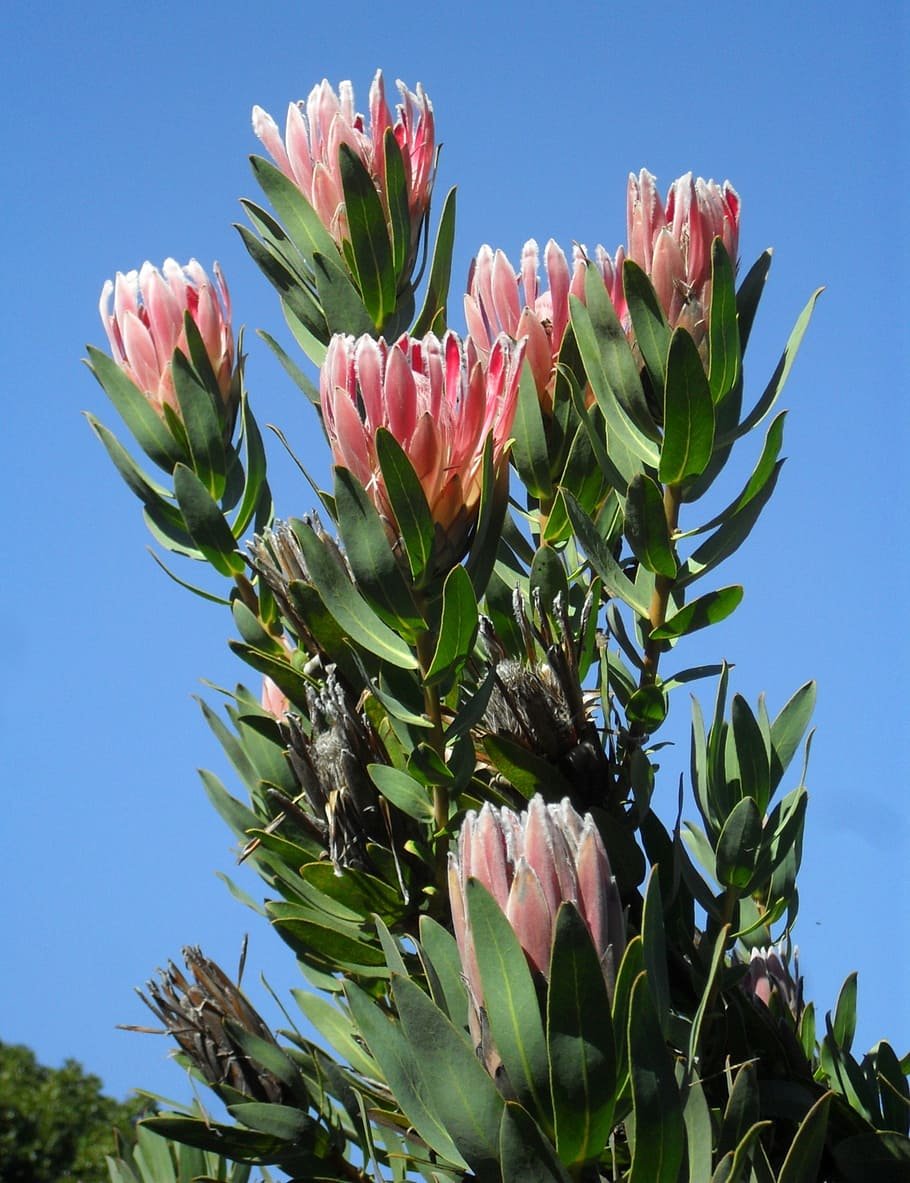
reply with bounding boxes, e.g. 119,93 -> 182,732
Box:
253,71 -> 435,269
449,796 -> 624,1002
320,330 -> 524,564
99,258 -> 234,418
625,168 -> 740,346
741,944 -> 803,1022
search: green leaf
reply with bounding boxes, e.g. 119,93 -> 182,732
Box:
391,972 -> 505,1175
546,902 -> 616,1165
499,1103 -> 571,1183
682,1078 -> 713,1183
311,249 -> 375,337
140,1116 -> 285,1162
735,250 -> 773,354
85,414 -> 175,508
339,142 -> 395,327
383,129 -> 411,283
718,1063 -> 760,1161
171,347 -> 226,496
467,879 -> 552,1124
173,464 -> 244,575
483,733 -> 575,801
687,926 -> 729,1071
511,361 -> 552,500
623,260 -> 671,393
292,991 -> 378,1078
530,545 -> 569,611
227,1102 -> 311,1142
627,973 -> 685,1182
299,861 -> 406,923
413,186 -> 457,336
85,346 -> 184,472
256,329 -> 320,403
293,519 -> 418,668
769,681 -> 817,794
367,764 -> 434,823
344,981 -> 468,1169
650,585 -> 743,641
729,288 -> 822,444
715,797 -> 762,890
375,427 -> 436,583
659,329 -> 715,485
426,565 -> 479,683
707,239 -> 741,403
466,435 -> 511,598
732,695 -> 771,814
418,915 -> 470,1025
640,869 -> 671,1038
833,1132 -> 910,1182
563,491 -> 650,616
625,474 -> 677,577
333,465 -> 422,633
832,972 -> 858,1053
249,155 -> 341,270
776,1091 -> 832,1183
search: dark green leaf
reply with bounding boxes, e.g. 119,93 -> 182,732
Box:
367,764 -> 434,823
833,972 -> 859,1053
707,239 -> 741,403
650,585 -> 743,640
85,346 -> 184,472
625,684 -> 668,730
682,1078 -> 713,1183
231,387 -> 272,540
547,903 -> 616,1165
293,519 -> 418,667
339,143 -> 395,326
640,869 -> 671,1037
499,1103 -> 571,1183
383,128 -> 411,282
426,565 -> 479,683
483,733 -> 575,801
735,250 -> 773,354
228,1102 -> 311,1142
627,973 -> 685,1182
465,435 -> 511,597
311,249 -> 375,337
299,861 -> 406,923
530,545 -> 569,611
770,681 -> 817,794
173,464 -> 244,575
623,260 -> 671,394
625,474 -> 677,578
171,347 -> 226,496
140,1116 -> 285,1162
511,363 -> 552,500
257,329 -> 320,404
732,694 -> 771,814
659,329 -> 715,485
85,414 -> 174,511
564,491 -> 650,616
413,186 -> 457,336
776,1091 -> 833,1183
375,427 -> 436,583
418,915 -> 470,1025
718,1063 -> 760,1161
715,797 -> 762,889
467,879 -> 552,1124
249,155 -> 341,270
687,926 -> 729,1070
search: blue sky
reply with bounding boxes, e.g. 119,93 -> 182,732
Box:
2,0 -> 907,1106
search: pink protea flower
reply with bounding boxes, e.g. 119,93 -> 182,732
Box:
99,259 -> 234,418
448,796 -> 625,1006
252,71 -> 435,268
320,330 -> 524,562
625,168 -> 740,346
464,239 -> 625,415
741,944 -> 803,1022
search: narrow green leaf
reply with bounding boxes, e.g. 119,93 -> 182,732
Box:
391,972 -> 505,1175
171,345 -> 226,496
85,415 -> 174,509
769,681 -> 817,794
293,520 -> 419,668
339,142 -> 395,326
716,797 -> 762,889
375,427 -> 436,583
483,733 -> 575,801
718,1063 -> 760,1161
367,764 -> 434,823
140,1115 -> 284,1160
625,474 -> 677,578
547,902 -> 616,1165
776,1091 -> 832,1183
230,388 -> 272,540
467,880 -> 552,1124
511,362 -> 552,500
641,869 -> 671,1037
735,249 -> 773,354
530,545 -> 569,611
418,915 -> 470,1025
333,465 -> 422,633
564,491 -> 650,617
173,464 -> 244,575
499,1103 -> 571,1183
383,129 -> 411,282
687,927 -> 729,1071
426,564 -> 479,683
650,585 -> 743,641
832,972 -> 859,1053
311,249 -> 375,337
682,1078 -> 713,1183
413,186 -> 456,336
732,695 -> 771,814
249,155 -> 342,270
708,239 -> 741,402
85,346 -> 184,472
628,973 -> 685,1182
465,435 -> 510,598
257,329 -> 320,404
659,329 -> 715,485
623,260 -> 671,393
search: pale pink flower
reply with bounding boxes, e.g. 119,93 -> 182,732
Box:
448,796 -> 624,1000
625,169 -> 740,345
465,239 -> 624,413
320,331 -> 524,560
741,945 -> 803,1022
252,71 -> 435,267
99,259 -> 234,418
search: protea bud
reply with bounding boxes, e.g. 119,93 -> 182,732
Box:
320,331 -> 524,567
98,259 -> 234,419
741,944 -> 803,1022
252,71 -> 435,278
625,168 -> 740,348
448,796 -> 624,1036
138,947 -> 301,1105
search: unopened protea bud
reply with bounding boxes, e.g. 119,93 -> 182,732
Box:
741,944 -> 803,1022
449,795 -> 624,1068
138,947 -> 301,1105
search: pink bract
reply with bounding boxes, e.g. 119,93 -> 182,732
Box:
99,259 -> 234,418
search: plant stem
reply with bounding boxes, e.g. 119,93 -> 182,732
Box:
639,483 -> 683,687
415,629 -> 449,881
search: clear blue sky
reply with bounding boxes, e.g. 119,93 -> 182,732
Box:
1,0 -> 907,1106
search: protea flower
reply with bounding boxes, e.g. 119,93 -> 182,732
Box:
741,944 -> 803,1022
252,71 -> 435,274
624,168 -> 740,347
449,796 -> 624,1018
320,330 -> 524,565
464,239 -> 624,415
98,259 -> 234,419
